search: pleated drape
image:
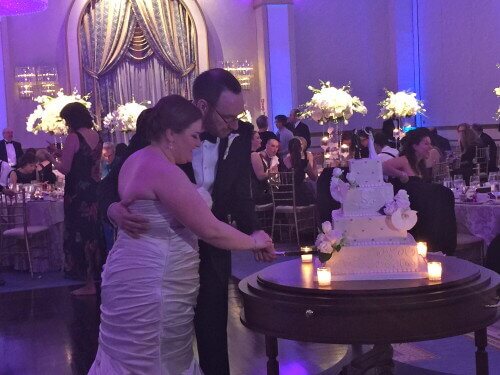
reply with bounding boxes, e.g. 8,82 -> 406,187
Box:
79,0 -> 198,121
80,0 -> 135,121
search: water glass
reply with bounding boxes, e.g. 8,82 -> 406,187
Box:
469,175 -> 481,190
442,178 -> 453,189
488,172 -> 498,184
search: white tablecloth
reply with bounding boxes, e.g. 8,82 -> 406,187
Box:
455,201 -> 500,246
4,199 -> 64,273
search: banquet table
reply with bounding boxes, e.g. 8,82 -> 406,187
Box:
4,198 -> 64,273
455,201 -> 500,246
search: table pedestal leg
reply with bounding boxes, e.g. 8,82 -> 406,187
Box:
475,328 -> 489,375
265,335 -> 279,375
340,343 -> 394,375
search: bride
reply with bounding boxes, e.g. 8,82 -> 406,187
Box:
88,95 -> 275,375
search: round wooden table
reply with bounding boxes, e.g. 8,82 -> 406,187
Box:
239,256 -> 500,374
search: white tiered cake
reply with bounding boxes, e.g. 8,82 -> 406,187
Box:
328,159 -> 427,280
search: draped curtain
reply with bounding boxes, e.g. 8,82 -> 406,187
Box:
80,0 -> 198,124
80,0 -> 135,120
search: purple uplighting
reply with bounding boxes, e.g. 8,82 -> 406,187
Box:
0,0 -> 48,17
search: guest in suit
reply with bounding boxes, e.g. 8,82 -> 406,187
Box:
100,142 -> 120,179
8,152 -> 37,185
107,69 -> 274,375
256,115 -> 277,151
288,108 -> 311,149
275,114 -> 293,159
35,149 -> 57,184
0,128 -> 23,167
472,124 -> 498,172
251,136 -> 279,204
382,118 -> 399,149
428,127 -> 451,156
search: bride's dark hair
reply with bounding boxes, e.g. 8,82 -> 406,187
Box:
400,127 -> 431,177
147,95 -> 202,141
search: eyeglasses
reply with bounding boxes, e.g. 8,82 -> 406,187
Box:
213,107 -> 245,125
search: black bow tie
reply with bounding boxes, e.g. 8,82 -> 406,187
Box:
200,132 -> 217,144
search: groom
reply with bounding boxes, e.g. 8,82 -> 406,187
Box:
107,69 -> 272,375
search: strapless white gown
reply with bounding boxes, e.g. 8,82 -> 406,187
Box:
88,200 -> 203,375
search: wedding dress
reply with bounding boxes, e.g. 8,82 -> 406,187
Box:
88,200 -> 204,375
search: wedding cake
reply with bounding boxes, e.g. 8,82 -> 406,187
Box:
325,159 -> 427,280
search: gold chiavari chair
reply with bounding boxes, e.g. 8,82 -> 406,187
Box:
473,146 -> 489,178
0,189 -> 50,277
269,171 -> 316,246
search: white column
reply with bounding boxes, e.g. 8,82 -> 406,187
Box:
0,18 -> 7,130
253,0 -> 296,131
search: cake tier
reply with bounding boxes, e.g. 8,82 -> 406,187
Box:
342,183 -> 394,216
349,159 -> 385,187
332,210 -> 407,244
326,239 -> 428,281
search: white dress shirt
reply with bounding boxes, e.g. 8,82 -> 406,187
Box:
192,139 -> 220,194
6,142 -> 16,167
377,146 -> 399,163
0,160 -> 12,187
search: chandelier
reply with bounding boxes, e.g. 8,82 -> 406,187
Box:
0,0 -> 48,17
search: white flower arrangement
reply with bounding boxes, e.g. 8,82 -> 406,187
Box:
26,89 -> 93,135
315,221 -> 345,264
378,90 -> 425,120
330,168 -> 357,203
383,190 -> 418,231
301,81 -> 367,124
494,86 -> 500,121
103,99 -> 151,133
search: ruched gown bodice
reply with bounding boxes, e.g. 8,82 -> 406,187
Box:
89,200 -> 203,375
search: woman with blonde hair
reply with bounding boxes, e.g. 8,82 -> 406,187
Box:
456,123 -> 482,184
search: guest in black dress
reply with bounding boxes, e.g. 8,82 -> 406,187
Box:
283,137 -> 317,206
8,152 -> 37,185
49,102 -> 104,296
383,128 -> 457,255
456,123 -> 483,184
35,149 -> 57,184
251,134 -> 279,204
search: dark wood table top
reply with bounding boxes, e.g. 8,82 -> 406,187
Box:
239,255 -> 500,344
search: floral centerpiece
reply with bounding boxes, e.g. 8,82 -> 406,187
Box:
382,190 -> 418,231
329,167 -> 358,203
494,86 -> 500,121
301,81 -> 367,125
315,221 -> 345,265
378,90 -> 425,120
103,99 -> 151,133
26,89 -> 93,135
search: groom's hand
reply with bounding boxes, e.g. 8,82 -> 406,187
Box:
108,199 -> 150,239
251,231 -> 276,262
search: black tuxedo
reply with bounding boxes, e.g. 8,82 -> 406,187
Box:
0,140 -> 23,166
187,121 -> 258,375
289,121 -> 311,149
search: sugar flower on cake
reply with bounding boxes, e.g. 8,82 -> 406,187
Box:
378,90 -> 425,119
383,190 -> 417,231
330,169 -> 350,203
301,81 -> 367,125
103,98 -> 151,133
315,221 -> 345,264
26,89 -> 93,135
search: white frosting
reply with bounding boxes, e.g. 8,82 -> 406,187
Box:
342,184 -> 394,216
327,241 -> 427,280
349,159 -> 385,186
332,210 -> 407,244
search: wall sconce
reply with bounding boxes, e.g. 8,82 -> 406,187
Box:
14,66 -> 58,98
36,66 -> 58,96
15,66 -> 37,98
223,60 -> 253,90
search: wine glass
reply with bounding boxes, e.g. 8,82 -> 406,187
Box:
453,175 -> 465,193
442,177 -> 453,189
469,175 -> 481,191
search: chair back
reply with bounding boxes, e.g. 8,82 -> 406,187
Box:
268,171 -> 296,207
473,146 -> 489,176
432,162 -> 451,183
0,190 -> 29,234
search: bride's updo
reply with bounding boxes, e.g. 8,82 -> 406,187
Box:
147,95 -> 202,141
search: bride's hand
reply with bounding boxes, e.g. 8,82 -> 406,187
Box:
251,231 -> 276,262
